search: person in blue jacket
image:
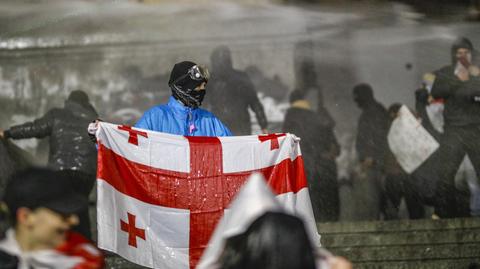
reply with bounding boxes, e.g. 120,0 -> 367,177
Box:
135,61 -> 232,137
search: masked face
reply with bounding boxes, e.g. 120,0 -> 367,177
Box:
170,65 -> 209,108
171,81 -> 207,108
456,48 -> 472,67
190,82 -> 207,106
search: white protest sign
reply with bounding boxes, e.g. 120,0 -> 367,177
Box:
387,105 -> 439,174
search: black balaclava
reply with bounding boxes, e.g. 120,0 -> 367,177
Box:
169,61 -> 206,108
451,37 -> 474,65
352,83 -> 374,109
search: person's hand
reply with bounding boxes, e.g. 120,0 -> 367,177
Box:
457,67 -> 470,81
290,134 -> 301,143
87,119 -> 100,135
0,130 -> 4,139
469,65 -> 480,77
328,256 -> 353,269
87,119 -> 101,143
427,95 -> 434,104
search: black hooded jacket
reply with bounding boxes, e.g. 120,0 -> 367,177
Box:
355,100 -> 390,166
4,100 -> 98,174
431,38 -> 480,127
207,46 -> 268,135
207,68 -> 268,135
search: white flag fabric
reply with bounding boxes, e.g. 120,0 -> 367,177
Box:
95,122 -> 319,269
387,105 -> 439,174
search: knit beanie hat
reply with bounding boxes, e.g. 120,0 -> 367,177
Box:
451,37 -> 474,64
168,61 -> 204,90
168,61 -> 207,108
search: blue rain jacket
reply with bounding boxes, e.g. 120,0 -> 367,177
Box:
135,96 -> 232,137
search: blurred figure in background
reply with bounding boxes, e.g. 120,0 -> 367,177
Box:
352,83 -> 390,220
216,212 -> 351,269
0,167 -> 104,269
207,45 -> 268,135
283,89 -> 339,222
468,0 -> 480,20
244,65 -> 289,102
314,86 -> 341,221
430,37 -> 480,218
0,90 -> 99,239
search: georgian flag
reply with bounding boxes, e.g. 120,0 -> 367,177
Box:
95,122 -> 320,269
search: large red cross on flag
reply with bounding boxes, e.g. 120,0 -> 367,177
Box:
96,122 -> 319,269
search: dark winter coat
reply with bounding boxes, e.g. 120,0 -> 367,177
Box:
282,102 -> 340,221
283,105 -> 337,156
206,68 -> 268,135
4,100 -> 98,175
355,100 -> 390,167
431,65 -> 480,127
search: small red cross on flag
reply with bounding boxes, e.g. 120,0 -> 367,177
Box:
120,212 -> 146,248
258,133 -> 286,150
118,125 -> 148,145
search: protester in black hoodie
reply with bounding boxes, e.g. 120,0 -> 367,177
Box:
352,83 -> 390,220
206,45 -> 268,135
282,89 -> 340,222
430,37 -> 480,218
0,90 -> 98,238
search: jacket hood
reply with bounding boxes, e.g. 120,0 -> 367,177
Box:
64,100 -> 98,119
451,37 -> 475,64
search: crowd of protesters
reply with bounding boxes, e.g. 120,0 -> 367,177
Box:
281,37 -> 480,222
345,37 -> 480,220
0,36 -> 479,268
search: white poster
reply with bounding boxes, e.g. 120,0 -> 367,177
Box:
387,105 -> 439,174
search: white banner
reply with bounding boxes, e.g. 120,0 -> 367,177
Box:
387,105 -> 439,174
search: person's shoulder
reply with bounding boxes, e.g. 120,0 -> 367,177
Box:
42,107 -> 64,120
434,65 -> 454,75
285,107 -> 316,122
286,106 -> 311,115
136,104 -> 170,128
47,107 -> 64,115
375,102 -> 389,115
235,69 -> 254,82
0,249 -> 18,269
143,104 -> 170,115
364,101 -> 387,116
233,68 -> 249,77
